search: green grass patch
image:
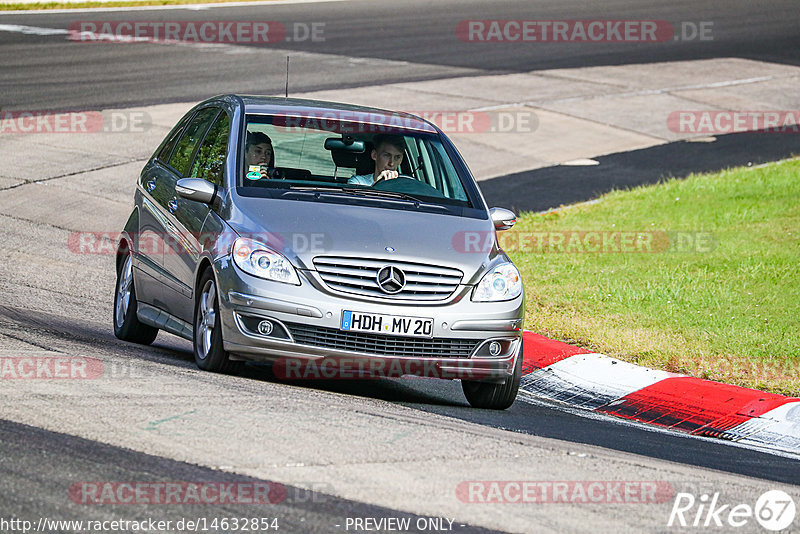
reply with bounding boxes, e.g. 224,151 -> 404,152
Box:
0,0 -> 270,10
508,158 -> 800,396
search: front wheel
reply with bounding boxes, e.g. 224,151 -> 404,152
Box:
113,251 -> 158,345
462,339 -> 522,410
193,268 -> 242,374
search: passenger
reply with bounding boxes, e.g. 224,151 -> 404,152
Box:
347,134 -> 405,186
244,131 -> 275,179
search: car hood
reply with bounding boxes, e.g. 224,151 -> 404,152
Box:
225,196 -> 498,284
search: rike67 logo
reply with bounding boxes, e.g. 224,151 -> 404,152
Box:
668,490 -> 796,531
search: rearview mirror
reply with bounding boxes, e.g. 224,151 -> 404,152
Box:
176,178 -> 217,204
489,207 -> 516,231
324,137 -> 365,152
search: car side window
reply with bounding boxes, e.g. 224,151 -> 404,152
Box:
168,107 -> 219,177
190,111 -> 230,186
156,115 -> 190,163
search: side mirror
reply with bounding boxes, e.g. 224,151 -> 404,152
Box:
176,178 -> 217,204
489,207 -> 516,231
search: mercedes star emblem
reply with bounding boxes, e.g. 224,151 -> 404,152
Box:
376,265 -> 406,294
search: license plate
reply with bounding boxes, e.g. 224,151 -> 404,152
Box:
341,311 -> 434,338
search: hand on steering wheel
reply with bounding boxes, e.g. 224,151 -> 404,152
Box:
260,166 -> 283,179
373,170 -> 400,184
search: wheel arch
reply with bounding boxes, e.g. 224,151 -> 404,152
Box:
195,256 -> 215,296
117,206 -> 139,272
116,233 -> 132,273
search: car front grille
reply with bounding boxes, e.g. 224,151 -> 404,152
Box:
313,256 -> 463,301
285,322 -> 479,358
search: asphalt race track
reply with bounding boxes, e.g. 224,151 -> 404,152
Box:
0,0 -> 799,109
1,1 -> 799,533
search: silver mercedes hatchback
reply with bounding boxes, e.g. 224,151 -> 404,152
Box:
114,95 -> 524,409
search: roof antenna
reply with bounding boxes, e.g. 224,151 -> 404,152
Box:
285,56 -> 289,98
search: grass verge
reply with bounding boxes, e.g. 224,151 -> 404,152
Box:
508,158 -> 799,396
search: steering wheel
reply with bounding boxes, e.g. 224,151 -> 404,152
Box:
372,176 -> 445,198
265,167 -> 284,179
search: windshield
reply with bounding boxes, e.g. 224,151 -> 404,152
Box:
238,113 -> 473,208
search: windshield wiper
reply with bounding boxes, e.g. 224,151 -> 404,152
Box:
283,185 -> 447,210
340,187 -> 422,202
340,187 -> 450,211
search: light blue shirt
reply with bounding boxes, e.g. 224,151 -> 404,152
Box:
347,173 -> 374,186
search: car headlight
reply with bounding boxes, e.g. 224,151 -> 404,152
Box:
472,262 -> 522,302
232,237 -> 300,285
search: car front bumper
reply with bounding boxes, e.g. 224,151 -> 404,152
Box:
214,258 -> 525,382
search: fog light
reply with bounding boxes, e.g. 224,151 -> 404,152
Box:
257,320 -> 274,336
488,341 -> 501,356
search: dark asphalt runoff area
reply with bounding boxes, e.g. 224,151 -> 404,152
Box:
481,130 -> 800,214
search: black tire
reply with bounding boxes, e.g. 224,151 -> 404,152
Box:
193,268 -> 242,374
113,250 -> 158,345
462,338 -> 523,410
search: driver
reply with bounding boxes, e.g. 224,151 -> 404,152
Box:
347,134 -> 404,186
244,131 -> 276,179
